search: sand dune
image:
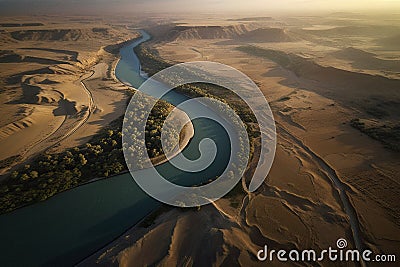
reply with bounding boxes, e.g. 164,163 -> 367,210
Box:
0,21 -> 140,173
0,23 -> 44,27
332,47 -> 376,59
238,28 -> 294,43
20,47 -> 79,61
80,203 -> 267,267
83,137 -> 353,266
0,31 -> 17,44
11,81 -> 62,105
154,25 -> 294,43
129,23 -> 400,262
238,46 -> 400,103
8,28 -> 113,42
10,29 -> 84,41
330,47 -> 400,72
1,15 -> 399,266
302,25 -> 400,37
0,115 -> 34,141
0,50 -> 19,61
0,105 -> 65,162
378,34 -> 400,49
153,24 -> 254,42
228,17 -> 273,22
149,24 -> 296,48
0,50 -> 68,64
6,66 -> 55,84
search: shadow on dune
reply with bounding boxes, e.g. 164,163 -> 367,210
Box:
53,99 -> 78,116
6,66 -> 54,84
20,47 -> 79,61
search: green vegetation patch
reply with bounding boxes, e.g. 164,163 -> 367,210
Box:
0,93 -> 175,214
135,43 -> 261,201
135,44 -> 258,128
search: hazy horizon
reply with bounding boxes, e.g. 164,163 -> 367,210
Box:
0,0 -> 399,15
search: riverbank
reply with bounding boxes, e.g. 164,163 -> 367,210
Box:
143,20 -> 400,262
0,32 -> 194,214
0,28 -> 232,267
110,35 -> 195,168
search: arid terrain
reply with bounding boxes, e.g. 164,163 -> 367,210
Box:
0,16 -> 196,215
0,12 -> 399,267
81,13 -> 400,266
0,17 -> 142,175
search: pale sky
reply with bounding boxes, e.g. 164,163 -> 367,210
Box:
142,0 -> 400,12
0,0 -> 399,14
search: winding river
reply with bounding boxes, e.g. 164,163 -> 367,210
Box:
0,30 -> 364,267
0,31 -> 231,266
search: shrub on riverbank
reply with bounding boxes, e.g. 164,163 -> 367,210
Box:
0,93 -> 175,214
135,43 -> 261,200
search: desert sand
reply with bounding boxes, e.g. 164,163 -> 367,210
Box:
0,18 -> 138,175
0,13 -> 399,267
0,18 -> 194,178
81,13 -> 400,266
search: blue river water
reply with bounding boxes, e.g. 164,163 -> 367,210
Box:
0,31 -> 231,266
